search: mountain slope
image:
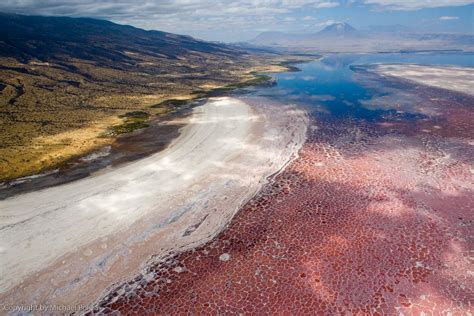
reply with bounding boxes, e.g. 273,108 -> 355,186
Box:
0,13 -> 304,181
316,22 -> 360,38
0,13 -> 243,67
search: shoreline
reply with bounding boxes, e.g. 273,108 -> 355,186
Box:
369,64 -> 474,97
0,99 -> 199,200
0,96 -> 308,309
92,60 -> 474,314
0,58 -> 314,200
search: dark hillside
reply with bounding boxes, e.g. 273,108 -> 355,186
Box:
0,13 -> 245,68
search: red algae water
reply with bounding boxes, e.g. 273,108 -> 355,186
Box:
94,54 -> 473,314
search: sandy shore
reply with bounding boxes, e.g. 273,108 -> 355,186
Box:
373,64 -> 474,96
0,97 -> 307,310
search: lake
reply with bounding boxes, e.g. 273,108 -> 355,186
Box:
257,52 -> 474,121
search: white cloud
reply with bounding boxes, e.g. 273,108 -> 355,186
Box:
363,0 -> 474,10
439,16 -> 459,20
314,1 -> 340,8
316,19 -> 338,27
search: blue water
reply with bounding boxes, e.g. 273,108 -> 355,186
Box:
258,52 -> 474,121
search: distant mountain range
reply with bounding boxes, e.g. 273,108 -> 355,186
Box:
252,23 -> 361,44
250,22 -> 474,53
316,23 -> 360,38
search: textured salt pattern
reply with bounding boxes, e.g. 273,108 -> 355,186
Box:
94,86 -> 473,314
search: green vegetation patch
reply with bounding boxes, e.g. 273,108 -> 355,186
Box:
151,99 -> 189,109
207,75 -> 275,96
102,110 -> 151,137
119,111 -> 150,122
102,121 -> 150,137
228,74 -> 274,89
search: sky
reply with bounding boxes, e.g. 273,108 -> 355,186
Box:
1,0 -> 473,41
